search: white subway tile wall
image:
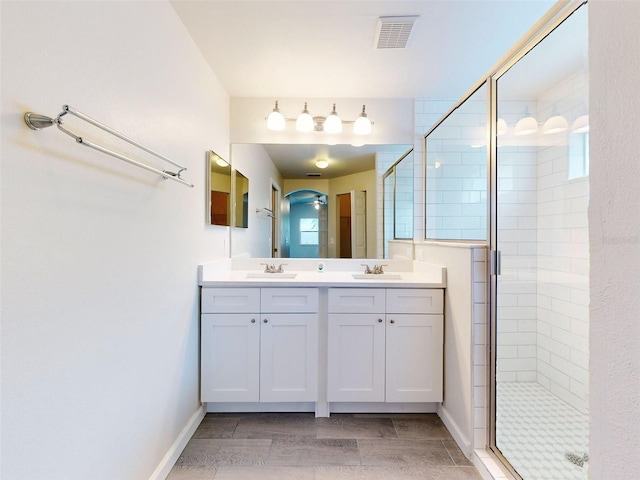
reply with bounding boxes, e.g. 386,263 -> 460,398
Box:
472,247 -> 488,450
414,98 -> 458,241
424,86 -> 488,241
535,71 -> 589,414
497,69 -> 589,414
394,155 -> 414,239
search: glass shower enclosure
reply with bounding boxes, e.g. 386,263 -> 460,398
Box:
493,5 -> 589,479
423,2 -> 589,478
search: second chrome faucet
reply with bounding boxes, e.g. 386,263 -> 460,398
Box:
361,263 -> 387,274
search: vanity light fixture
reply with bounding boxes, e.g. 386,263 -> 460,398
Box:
296,102 -> 315,132
266,101 -> 286,131
353,105 -> 372,135
542,110 -> 568,135
323,103 -> 343,134
514,109 -> 538,136
571,114 -> 589,133
266,101 -> 373,135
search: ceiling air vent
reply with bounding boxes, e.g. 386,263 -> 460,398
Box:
375,15 -> 419,49
306,172 -> 322,177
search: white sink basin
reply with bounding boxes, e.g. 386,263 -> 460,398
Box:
352,273 -> 402,280
245,272 -> 297,279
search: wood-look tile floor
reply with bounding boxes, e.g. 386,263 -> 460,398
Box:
166,413 -> 483,480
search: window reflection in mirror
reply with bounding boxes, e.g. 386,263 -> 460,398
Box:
234,170 -> 249,228
207,151 -> 231,226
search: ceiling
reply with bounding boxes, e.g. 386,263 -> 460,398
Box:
170,0 -> 556,100
171,0 -> 558,179
256,143 -> 412,179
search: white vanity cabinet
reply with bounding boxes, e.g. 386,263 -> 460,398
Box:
327,288 -> 386,402
327,288 -> 444,403
259,288 -> 319,402
201,287 -> 318,404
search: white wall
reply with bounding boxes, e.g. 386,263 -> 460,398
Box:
229,144 -> 283,258
0,2 -> 230,479
589,1 -> 640,477
415,243 -> 487,456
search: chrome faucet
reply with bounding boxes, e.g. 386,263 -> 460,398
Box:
362,264 -> 388,274
261,263 -> 287,273
371,264 -> 387,274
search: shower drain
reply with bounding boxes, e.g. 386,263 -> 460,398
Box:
565,452 -> 589,467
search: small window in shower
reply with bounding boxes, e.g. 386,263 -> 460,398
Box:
569,132 -> 589,179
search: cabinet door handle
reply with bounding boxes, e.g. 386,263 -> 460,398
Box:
251,319 -> 256,323
378,318 -> 383,323
390,319 -> 395,324
263,318 -> 268,323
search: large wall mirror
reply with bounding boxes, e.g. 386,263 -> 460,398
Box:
230,143 -> 412,258
382,147 -> 414,258
207,151 -> 231,226
234,170 -> 249,228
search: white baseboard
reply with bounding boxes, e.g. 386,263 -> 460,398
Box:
438,405 -> 472,458
148,404 -> 205,480
205,402 -> 316,413
330,402 -> 438,414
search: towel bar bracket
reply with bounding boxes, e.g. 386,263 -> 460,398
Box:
24,112 -> 55,131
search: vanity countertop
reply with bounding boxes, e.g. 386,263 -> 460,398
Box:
199,258 -> 446,289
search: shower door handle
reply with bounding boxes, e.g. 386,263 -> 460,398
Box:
490,250 -> 501,276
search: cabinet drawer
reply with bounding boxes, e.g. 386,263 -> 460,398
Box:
328,288 -> 385,313
261,288 -> 319,313
202,288 -> 260,313
386,289 -> 443,314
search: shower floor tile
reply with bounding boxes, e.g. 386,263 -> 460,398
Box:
496,382 -> 589,480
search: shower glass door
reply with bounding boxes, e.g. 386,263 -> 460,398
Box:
492,4 -> 589,479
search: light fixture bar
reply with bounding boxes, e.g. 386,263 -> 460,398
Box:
266,101 -> 373,134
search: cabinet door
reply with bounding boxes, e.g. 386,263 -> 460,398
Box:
327,313 -> 385,402
385,314 -> 444,402
201,313 -> 260,402
260,313 -> 318,402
